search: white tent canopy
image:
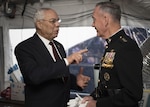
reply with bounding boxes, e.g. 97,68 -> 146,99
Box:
0,0 -> 150,28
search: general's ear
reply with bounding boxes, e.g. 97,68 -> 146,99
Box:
104,14 -> 110,27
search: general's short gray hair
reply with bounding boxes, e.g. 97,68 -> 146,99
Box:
96,1 -> 121,22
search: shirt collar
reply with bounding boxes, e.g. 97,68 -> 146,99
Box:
106,27 -> 123,44
36,33 -> 50,46
110,27 -> 123,38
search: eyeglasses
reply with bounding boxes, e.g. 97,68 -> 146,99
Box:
41,18 -> 61,24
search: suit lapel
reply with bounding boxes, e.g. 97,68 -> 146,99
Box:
53,40 -> 66,58
32,34 -> 66,60
32,34 -> 54,61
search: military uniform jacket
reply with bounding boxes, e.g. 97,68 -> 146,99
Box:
93,29 -> 143,107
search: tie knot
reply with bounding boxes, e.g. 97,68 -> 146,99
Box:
49,41 -> 53,45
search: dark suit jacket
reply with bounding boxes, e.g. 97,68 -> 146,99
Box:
91,30 -> 143,107
14,33 -> 77,107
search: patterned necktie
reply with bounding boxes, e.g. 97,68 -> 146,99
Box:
50,41 -> 68,83
49,42 -> 60,60
50,42 -> 68,83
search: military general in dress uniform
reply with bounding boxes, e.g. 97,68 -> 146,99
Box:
82,1 -> 143,107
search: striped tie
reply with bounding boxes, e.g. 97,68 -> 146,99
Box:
49,42 -> 60,60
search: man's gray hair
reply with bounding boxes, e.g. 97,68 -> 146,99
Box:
96,1 -> 121,21
33,8 -> 52,23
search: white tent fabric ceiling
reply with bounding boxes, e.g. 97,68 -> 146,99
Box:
1,0 -> 150,28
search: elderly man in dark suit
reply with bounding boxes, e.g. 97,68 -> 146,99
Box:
14,8 -> 90,107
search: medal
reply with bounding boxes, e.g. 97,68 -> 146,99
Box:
104,72 -> 110,81
102,50 -> 115,68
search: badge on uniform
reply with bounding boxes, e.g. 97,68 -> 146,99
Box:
102,50 -> 115,68
120,36 -> 127,42
104,72 -> 110,81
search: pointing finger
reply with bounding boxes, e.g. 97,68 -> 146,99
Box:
78,49 -> 88,54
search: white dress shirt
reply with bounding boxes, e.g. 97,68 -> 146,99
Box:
37,33 -> 69,65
